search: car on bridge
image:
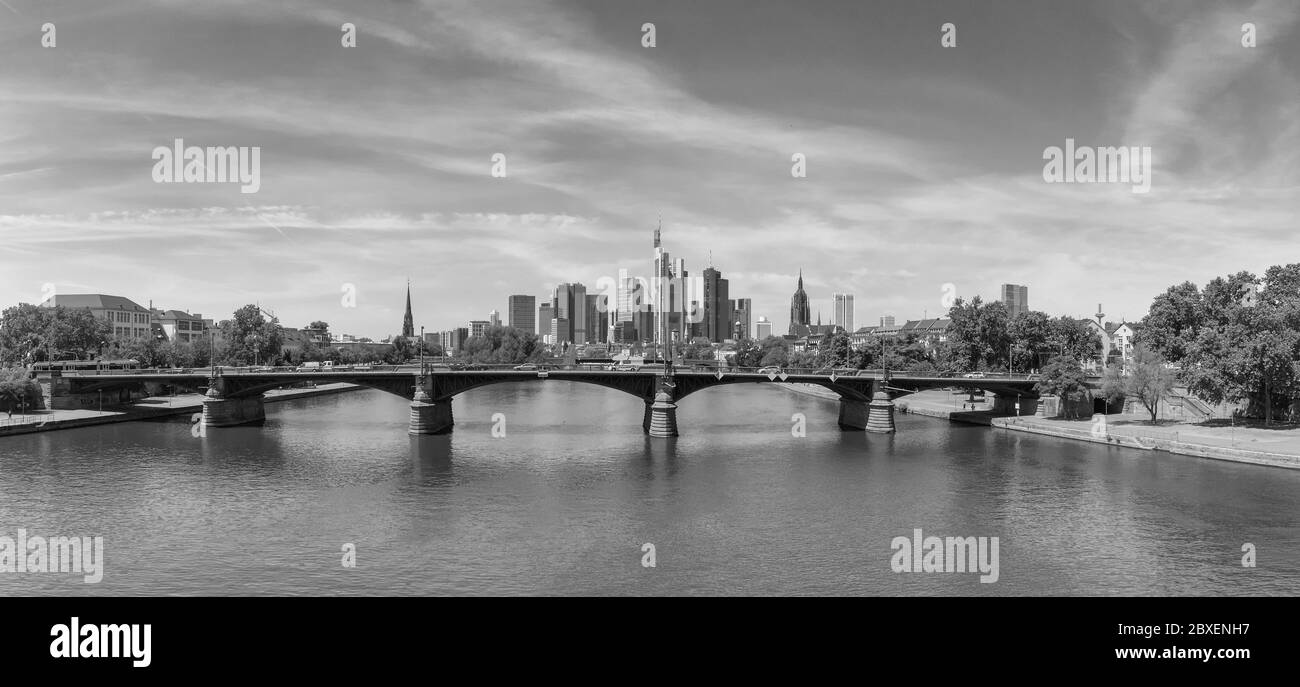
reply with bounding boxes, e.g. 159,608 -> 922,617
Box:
614,364 -> 640,372
297,362 -> 322,372
513,363 -> 539,371
757,366 -> 782,375
963,371 -> 986,379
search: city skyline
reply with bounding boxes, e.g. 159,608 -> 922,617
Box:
3,1 -> 1295,340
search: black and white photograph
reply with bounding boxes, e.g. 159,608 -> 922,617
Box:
0,0 -> 1295,670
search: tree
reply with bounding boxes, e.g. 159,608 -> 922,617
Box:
1154,266 -> 1300,424
944,297 -> 1010,372
0,303 -> 113,364
816,332 -> 851,368
682,341 -> 715,361
0,368 -> 41,414
733,338 -> 763,368
758,336 -> 790,367
1008,311 -> 1052,372
1137,281 -> 1202,362
1048,317 -> 1102,363
1101,343 -> 1175,423
1035,355 -> 1091,419
457,326 -> 543,364
220,305 -> 283,365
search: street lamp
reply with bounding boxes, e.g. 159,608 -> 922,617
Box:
419,326 -> 425,375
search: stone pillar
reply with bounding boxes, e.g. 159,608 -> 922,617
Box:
1036,395 -> 1052,417
409,390 -> 454,435
866,391 -> 896,434
201,388 -> 266,427
646,391 -> 678,438
837,398 -> 869,430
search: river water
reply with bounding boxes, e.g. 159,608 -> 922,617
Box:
1,383 -> 1296,596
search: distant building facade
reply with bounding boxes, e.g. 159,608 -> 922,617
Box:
508,295 -> 536,334
1001,284 -> 1029,317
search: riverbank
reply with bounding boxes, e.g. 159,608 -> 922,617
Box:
779,384 -> 1300,470
0,383 -> 363,437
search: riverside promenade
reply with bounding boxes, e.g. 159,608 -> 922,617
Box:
781,384 -> 1300,470
0,383 -> 363,437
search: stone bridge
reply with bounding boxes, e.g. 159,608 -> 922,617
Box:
48,368 -> 1047,437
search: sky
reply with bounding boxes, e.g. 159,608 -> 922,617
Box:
1,0 -> 1297,338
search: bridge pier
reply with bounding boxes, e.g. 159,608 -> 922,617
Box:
866,392 -> 896,433
409,390 -> 454,435
645,391 -> 678,438
201,389 -> 266,427
837,398 -> 870,430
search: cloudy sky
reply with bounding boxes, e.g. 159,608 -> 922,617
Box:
1,0 -> 1297,338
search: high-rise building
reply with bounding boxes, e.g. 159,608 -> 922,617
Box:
733,298 -> 752,340
832,293 -> 854,333
551,283 -> 588,343
880,315 -> 895,327
401,281 -> 414,338
616,269 -> 643,324
488,310 -> 500,327
1001,284 -> 1029,317
585,294 -> 609,344
468,320 -> 489,338
508,295 -> 536,334
702,266 -> 729,343
652,228 -> 672,350
439,327 -> 468,353
789,270 -> 811,335
538,303 -> 554,339
756,316 -> 772,340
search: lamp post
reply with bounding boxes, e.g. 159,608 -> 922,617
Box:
419,326 -> 425,376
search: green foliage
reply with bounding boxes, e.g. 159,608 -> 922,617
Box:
733,338 -> 763,368
457,326 -> 544,364
220,305 -> 282,365
757,336 -> 790,368
1035,355 -> 1091,419
0,303 -> 113,364
944,297 -> 1010,372
1142,265 -> 1300,423
0,368 -> 41,412
1101,343 -> 1175,423
815,332 -> 851,368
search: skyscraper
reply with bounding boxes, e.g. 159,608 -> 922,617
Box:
652,227 -> 671,350
733,298 -> 752,340
401,281 -> 414,338
551,282 -> 587,343
1001,284 -> 1029,316
538,303 -> 554,340
702,266 -> 729,342
508,295 -> 536,334
756,316 -> 772,340
832,293 -> 854,333
789,270 -> 810,335
586,294 -> 608,344
488,310 -> 500,327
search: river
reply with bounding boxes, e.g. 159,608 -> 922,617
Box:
1,383 -> 1296,595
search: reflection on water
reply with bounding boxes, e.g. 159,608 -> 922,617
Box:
1,383 -> 1297,596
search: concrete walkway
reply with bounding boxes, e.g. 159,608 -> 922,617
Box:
0,383 -> 363,436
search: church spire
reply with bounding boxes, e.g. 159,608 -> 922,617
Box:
402,280 -> 415,338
